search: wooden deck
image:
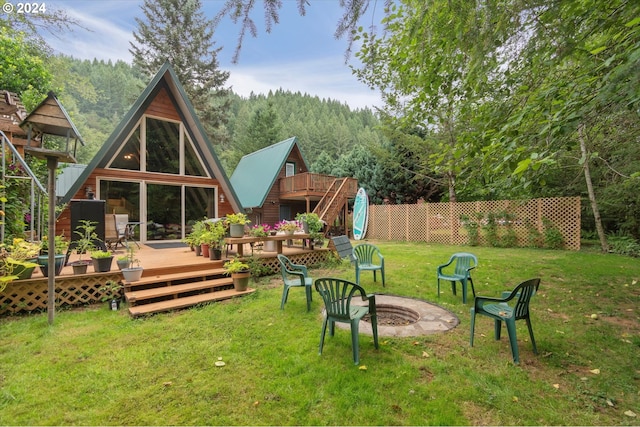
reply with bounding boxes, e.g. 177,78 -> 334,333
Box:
1,239 -> 333,317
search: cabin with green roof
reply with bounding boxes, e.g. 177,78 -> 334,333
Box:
230,137 -> 358,235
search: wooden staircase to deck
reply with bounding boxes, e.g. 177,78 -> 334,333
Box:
313,178 -> 353,236
123,260 -> 255,317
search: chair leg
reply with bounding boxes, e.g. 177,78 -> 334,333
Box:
351,319 -> 361,365
468,277 -> 476,299
494,319 -> 502,340
355,268 -> 360,285
469,308 -> 476,347
280,286 -> 290,310
305,285 -> 312,312
461,279 -> 467,304
381,268 -> 385,287
370,313 -> 379,349
505,318 -> 520,363
526,317 -> 538,354
319,317 -> 328,355
451,280 -> 457,296
437,278 -> 441,298
373,270 -> 377,283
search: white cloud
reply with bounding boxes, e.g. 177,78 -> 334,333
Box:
225,57 -> 381,110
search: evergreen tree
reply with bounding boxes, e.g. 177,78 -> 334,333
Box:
130,0 -> 230,142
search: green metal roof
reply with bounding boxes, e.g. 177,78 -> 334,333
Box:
230,137 -> 308,209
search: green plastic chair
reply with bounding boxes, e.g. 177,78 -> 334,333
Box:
436,252 -> 477,303
352,243 -> 385,287
314,277 -> 379,365
470,278 -> 541,364
277,254 -> 313,311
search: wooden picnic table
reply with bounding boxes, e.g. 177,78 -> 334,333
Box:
225,233 -> 312,257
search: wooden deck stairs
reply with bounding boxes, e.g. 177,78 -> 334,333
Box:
313,178 -> 352,236
123,260 -> 255,317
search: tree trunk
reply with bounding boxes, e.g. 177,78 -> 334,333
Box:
579,124 -> 608,252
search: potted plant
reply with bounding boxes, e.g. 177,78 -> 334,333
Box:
70,220 -> 100,274
223,257 -> 251,291
207,221 -> 227,260
121,244 -> 143,282
275,220 -> 301,235
248,223 -> 270,238
199,230 -> 214,258
99,279 -> 123,311
183,219 -> 206,256
90,249 -> 114,273
296,212 -> 325,247
225,213 -> 250,238
5,238 -> 41,279
38,234 -> 68,276
116,255 -> 130,270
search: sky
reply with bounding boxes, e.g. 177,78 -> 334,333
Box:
41,0 -> 384,110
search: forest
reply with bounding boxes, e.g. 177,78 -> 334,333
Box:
1,0 -> 639,254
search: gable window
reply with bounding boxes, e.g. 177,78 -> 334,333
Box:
285,162 -> 295,177
146,117 -> 180,174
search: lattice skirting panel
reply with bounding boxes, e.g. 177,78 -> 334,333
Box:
368,197 -> 581,250
257,250 -> 332,275
0,272 -> 122,315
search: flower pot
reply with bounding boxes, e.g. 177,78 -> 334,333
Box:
7,259 -> 38,280
231,271 -> 250,292
229,223 -> 244,238
200,243 -> 210,258
122,266 -> 144,282
116,259 -> 130,270
70,261 -> 90,274
264,240 -> 277,252
92,256 -> 114,273
210,248 -> 222,260
38,254 -> 66,277
194,245 -> 202,256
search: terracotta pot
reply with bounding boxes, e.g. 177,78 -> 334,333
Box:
200,244 -> 210,258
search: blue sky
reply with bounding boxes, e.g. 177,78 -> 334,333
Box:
43,1 -> 383,110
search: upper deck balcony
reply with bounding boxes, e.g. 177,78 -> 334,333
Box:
279,173 -> 358,201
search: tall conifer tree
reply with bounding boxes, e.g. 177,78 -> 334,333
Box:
130,0 -> 230,142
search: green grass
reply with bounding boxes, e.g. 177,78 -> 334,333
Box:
1,241 -> 639,425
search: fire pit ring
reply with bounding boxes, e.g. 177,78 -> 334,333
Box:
333,294 -> 459,337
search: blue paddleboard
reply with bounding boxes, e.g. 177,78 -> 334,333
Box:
353,187 -> 368,240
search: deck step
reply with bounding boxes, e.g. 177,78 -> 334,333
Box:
123,268 -> 227,289
125,278 -> 233,303
128,288 -> 256,317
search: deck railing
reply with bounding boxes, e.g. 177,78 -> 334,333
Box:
279,173 -> 356,194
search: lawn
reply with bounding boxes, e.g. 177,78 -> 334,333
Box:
0,241 -> 638,425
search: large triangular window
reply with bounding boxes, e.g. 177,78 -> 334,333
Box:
109,116 -> 209,177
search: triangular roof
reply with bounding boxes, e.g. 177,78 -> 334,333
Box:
20,91 -> 85,142
61,62 -> 241,212
230,137 -> 309,209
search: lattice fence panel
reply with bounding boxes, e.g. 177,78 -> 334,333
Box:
366,197 -> 580,250
427,203 -> 453,245
406,204 -> 428,241
1,273 -> 123,315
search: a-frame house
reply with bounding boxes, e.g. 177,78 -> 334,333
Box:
57,62 -> 241,244
230,137 -> 357,235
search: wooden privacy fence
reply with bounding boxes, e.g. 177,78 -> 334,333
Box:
366,196 -> 581,250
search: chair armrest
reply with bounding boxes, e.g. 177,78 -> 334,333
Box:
290,262 -> 308,276
467,265 -> 476,273
436,259 -> 453,274
289,270 -> 307,286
